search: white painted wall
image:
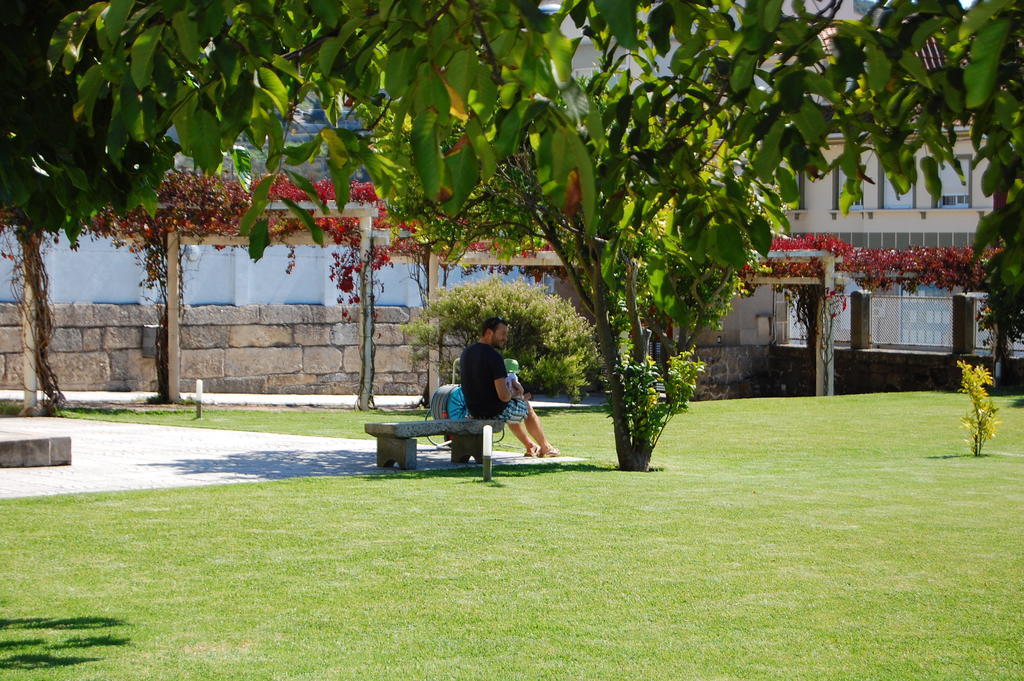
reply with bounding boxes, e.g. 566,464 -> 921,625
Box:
0,235 -> 539,308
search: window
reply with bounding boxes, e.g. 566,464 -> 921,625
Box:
937,158 -> 971,208
882,173 -> 913,208
835,168 -> 864,210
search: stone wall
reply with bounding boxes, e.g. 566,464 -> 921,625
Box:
769,345 -> 1024,396
693,346 -> 773,400
0,303 -> 426,395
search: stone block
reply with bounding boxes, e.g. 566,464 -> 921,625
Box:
224,347 -> 302,376
104,326 -> 141,350
374,345 -> 415,373
51,351 -> 110,388
266,373 -> 318,389
0,432 -> 71,467
50,328 -> 83,353
181,325 -> 229,349
57,303 -> 157,327
181,349 -> 224,379
193,376 -> 267,394
81,328 -> 102,351
183,305 -> 260,326
321,372 -> 360,383
259,305 -> 340,324
375,306 -> 411,324
2,354 -> 22,388
341,347 -> 362,373
331,323 -> 359,346
229,324 -> 293,348
303,346 -> 344,374
0,304 -> 20,326
293,324 -> 331,346
0,327 -> 22,353
373,324 -> 407,346
108,349 -> 157,383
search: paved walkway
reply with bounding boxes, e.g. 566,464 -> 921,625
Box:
0,392 -> 595,499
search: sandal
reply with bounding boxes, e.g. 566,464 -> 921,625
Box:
538,446 -> 561,457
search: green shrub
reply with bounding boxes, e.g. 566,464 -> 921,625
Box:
406,277 -> 600,400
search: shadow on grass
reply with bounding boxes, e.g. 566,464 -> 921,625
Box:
0,616 -> 128,670
360,461 -> 616,481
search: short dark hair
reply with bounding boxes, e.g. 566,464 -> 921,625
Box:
482,316 -> 508,333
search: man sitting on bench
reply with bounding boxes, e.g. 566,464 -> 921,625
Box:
460,316 -> 560,457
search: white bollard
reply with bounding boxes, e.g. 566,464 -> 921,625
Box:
195,379 -> 204,419
482,425 -> 493,482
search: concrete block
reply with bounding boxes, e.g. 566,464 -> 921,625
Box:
183,305 -> 260,325
331,323 -> 359,346
0,327 -> 23,353
303,346 -> 343,374
182,349 -> 225,379
293,324 -> 331,346
0,432 -> 71,467
181,325 -> 229,349
224,347 -> 302,376
229,324 -> 293,348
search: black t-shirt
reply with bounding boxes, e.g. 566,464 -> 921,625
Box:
460,342 -> 508,418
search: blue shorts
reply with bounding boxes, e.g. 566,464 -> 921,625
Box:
498,398 -> 529,424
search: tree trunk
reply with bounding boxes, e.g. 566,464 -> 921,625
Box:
589,256 -> 653,471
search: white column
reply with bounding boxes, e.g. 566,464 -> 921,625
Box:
167,231 -> 181,402
20,259 -> 38,413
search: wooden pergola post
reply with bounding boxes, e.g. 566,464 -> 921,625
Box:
427,249 -> 440,397
357,213 -> 374,411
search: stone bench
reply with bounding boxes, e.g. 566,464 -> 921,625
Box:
365,419 -> 504,470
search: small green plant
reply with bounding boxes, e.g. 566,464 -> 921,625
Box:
957,360 -> 1000,457
614,351 -> 705,451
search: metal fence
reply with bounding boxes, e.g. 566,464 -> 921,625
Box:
786,292 -> 1022,356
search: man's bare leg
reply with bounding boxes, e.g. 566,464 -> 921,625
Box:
508,422 -> 540,455
523,403 -> 559,456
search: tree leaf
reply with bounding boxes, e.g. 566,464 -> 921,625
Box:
729,52 -> 755,93
411,109 -> 443,200
310,0 -> 341,28
595,0 -> 639,49
965,18 -> 1010,109
191,108 -> 222,170
282,198 -> 325,245
73,64 -> 104,124
104,0 -> 134,44
715,224 -> 748,268
171,10 -> 200,63
320,127 -> 350,168
648,3 -> 673,55
442,140 -> 479,214
919,156 -> 941,204
130,25 -> 163,89
248,218 -> 270,261
230,146 -> 253,191
258,67 -> 289,115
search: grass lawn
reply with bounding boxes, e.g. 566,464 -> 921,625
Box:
1,390 -> 1022,680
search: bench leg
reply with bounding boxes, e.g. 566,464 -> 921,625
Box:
450,433 -> 484,464
376,436 -> 417,470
